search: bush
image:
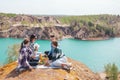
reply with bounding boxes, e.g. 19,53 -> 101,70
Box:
6,44 -> 20,64
88,21 -> 94,27
0,13 -> 16,17
104,63 -> 119,80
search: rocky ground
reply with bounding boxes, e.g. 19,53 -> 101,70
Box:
0,58 -> 101,80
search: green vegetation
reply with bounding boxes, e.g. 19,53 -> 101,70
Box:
0,13 -> 120,38
57,15 -> 120,38
0,13 -> 17,17
6,44 -> 20,64
58,15 -> 102,24
0,13 -> 17,30
57,15 -> 118,25
104,63 -> 119,80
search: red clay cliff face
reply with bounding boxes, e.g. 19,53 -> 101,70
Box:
0,58 -> 101,80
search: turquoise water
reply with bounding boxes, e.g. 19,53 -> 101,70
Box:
0,38 -> 120,72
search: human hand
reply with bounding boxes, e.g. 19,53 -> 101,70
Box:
29,66 -> 33,69
44,62 -> 50,66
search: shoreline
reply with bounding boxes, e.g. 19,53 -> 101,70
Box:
83,37 -> 110,41
0,36 -> 118,41
62,36 -> 110,41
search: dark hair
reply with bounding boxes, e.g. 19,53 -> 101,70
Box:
23,38 -> 30,44
20,38 -> 30,51
50,34 -> 55,38
30,34 -> 37,42
52,41 -> 58,47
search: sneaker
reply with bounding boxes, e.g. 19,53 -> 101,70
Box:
63,63 -> 72,72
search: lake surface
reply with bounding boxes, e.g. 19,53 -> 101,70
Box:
0,38 -> 120,72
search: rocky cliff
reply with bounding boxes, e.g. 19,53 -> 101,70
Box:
0,13 -> 120,40
0,58 -> 101,80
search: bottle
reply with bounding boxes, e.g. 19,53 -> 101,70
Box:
40,54 -> 43,62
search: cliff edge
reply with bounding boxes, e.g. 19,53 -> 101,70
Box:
1,13 -> 120,40
0,58 -> 101,80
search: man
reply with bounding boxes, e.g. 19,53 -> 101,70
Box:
45,34 -> 56,60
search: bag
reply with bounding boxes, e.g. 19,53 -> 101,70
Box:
44,51 -> 53,60
29,59 -> 39,66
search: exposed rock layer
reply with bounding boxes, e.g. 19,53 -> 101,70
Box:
1,14 -> 120,40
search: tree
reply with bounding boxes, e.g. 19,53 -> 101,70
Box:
104,63 -> 119,80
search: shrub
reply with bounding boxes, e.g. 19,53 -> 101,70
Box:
88,21 -> 94,27
6,44 -> 20,64
104,63 -> 119,80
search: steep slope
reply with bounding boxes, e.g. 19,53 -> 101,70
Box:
1,13 -> 120,40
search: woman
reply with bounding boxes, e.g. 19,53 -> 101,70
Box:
17,38 -> 33,71
29,34 -> 37,52
29,34 -> 40,66
47,41 -> 72,71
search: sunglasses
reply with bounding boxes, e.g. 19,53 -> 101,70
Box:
50,35 -> 55,38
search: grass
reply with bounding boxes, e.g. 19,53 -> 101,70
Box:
0,13 -> 17,17
57,15 -> 117,26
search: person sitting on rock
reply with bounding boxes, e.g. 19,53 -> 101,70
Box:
29,34 -> 40,66
44,34 -> 56,60
46,41 -> 72,71
29,34 -> 37,53
17,38 -> 33,71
